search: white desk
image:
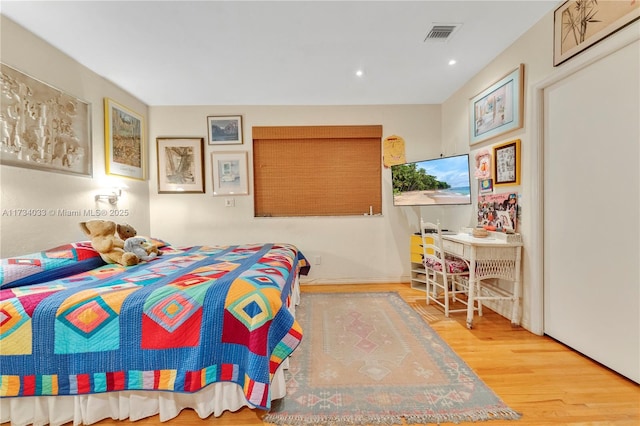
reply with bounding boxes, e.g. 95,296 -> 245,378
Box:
441,232 -> 523,329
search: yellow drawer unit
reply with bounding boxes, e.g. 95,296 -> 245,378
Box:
409,233 -> 434,291
410,234 -> 423,262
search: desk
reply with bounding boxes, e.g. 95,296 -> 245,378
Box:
441,232 -> 523,329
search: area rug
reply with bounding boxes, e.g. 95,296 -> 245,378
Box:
264,292 -> 520,426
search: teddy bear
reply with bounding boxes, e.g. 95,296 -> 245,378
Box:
117,223 -> 161,257
124,237 -> 158,262
116,223 -> 137,240
79,220 -> 139,266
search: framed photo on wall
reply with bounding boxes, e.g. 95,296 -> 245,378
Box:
156,137 -> 205,193
104,98 -> 145,180
493,139 -> 521,186
211,151 -> 249,196
469,64 -> 524,146
0,63 -> 92,176
207,115 -> 243,145
553,0 -> 640,66
479,178 -> 493,194
474,149 -> 492,179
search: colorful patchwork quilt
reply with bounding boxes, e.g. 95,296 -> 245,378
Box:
0,242 -> 105,289
0,243 -> 308,410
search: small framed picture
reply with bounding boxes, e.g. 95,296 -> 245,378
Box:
496,209 -> 515,232
479,178 -> 493,194
105,98 -> 145,180
207,115 -> 243,145
493,139 -> 521,186
156,137 -> 205,193
474,149 -> 492,180
211,151 -> 249,196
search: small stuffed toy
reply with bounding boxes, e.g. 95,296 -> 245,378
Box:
117,223 -> 161,257
124,237 -> 157,262
79,220 -> 139,266
116,223 -> 137,240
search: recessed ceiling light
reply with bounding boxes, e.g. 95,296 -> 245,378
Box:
448,59 -> 457,66
355,69 -> 364,77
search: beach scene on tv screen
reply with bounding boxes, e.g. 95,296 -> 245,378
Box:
392,155 -> 471,206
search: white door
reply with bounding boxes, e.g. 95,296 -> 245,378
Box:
543,41 -> 639,383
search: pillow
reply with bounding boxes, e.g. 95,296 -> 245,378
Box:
0,242 -> 105,289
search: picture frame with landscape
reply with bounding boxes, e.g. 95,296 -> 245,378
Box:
207,115 -> 243,145
104,98 -> 145,180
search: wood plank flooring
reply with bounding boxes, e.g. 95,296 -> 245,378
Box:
94,283 -> 639,426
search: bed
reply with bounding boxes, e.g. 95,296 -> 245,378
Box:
0,240 -> 309,426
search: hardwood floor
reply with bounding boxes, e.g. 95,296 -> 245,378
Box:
95,283 -> 639,426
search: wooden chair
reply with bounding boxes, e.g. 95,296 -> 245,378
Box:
421,219 -> 476,317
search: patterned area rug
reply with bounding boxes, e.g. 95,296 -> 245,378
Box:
264,292 -> 520,426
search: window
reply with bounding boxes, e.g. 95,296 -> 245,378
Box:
253,125 -> 382,217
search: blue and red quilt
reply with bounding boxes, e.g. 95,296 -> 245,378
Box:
0,243 -> 307,410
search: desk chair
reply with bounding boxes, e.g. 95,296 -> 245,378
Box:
421,220 -> 476,317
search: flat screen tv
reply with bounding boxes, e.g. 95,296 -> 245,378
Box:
391,154 -> 471,206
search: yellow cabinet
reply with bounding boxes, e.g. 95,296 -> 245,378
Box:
409,233 -> 433,291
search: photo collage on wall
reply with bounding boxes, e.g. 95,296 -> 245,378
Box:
477,192 -> 518,231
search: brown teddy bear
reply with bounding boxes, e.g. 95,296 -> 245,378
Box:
116,223 -> 137,240
117,223 -> 161,257
79,220 -> 139,266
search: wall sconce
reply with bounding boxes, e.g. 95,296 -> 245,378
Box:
95,188 -> 122,205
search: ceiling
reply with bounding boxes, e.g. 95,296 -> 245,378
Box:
1,1 -> 558,106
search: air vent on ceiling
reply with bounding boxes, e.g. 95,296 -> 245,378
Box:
424,24 -> 461,42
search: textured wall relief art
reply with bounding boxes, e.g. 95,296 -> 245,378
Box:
0,64 -> 92,176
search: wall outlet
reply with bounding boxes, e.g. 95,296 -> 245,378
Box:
314,256 -> 321,265
224,198 -> 235,207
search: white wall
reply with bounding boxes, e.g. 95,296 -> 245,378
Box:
441,11 -> 639,332
0,17 -> 151,257
148,105 -> 473,284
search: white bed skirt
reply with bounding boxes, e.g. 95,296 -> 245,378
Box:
0,366 -> 286,426
1,279 -> 300,426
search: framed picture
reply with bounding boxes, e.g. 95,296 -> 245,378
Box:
207,115 -> 243,145
0,63 -> 92,176
211,151 -> 249,196
469,64 -> 524,146
479,178 -> 493,194
156,137 -> 205,193
104,98 -> 145,180
477,192 -> 518,231
493,139 -> 521,186
554,0 -> 640,66
474,149 -> 492,180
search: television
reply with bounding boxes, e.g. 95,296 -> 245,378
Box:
391,154 -> 471,206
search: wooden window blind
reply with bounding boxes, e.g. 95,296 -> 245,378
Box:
253,125 -> 382,217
